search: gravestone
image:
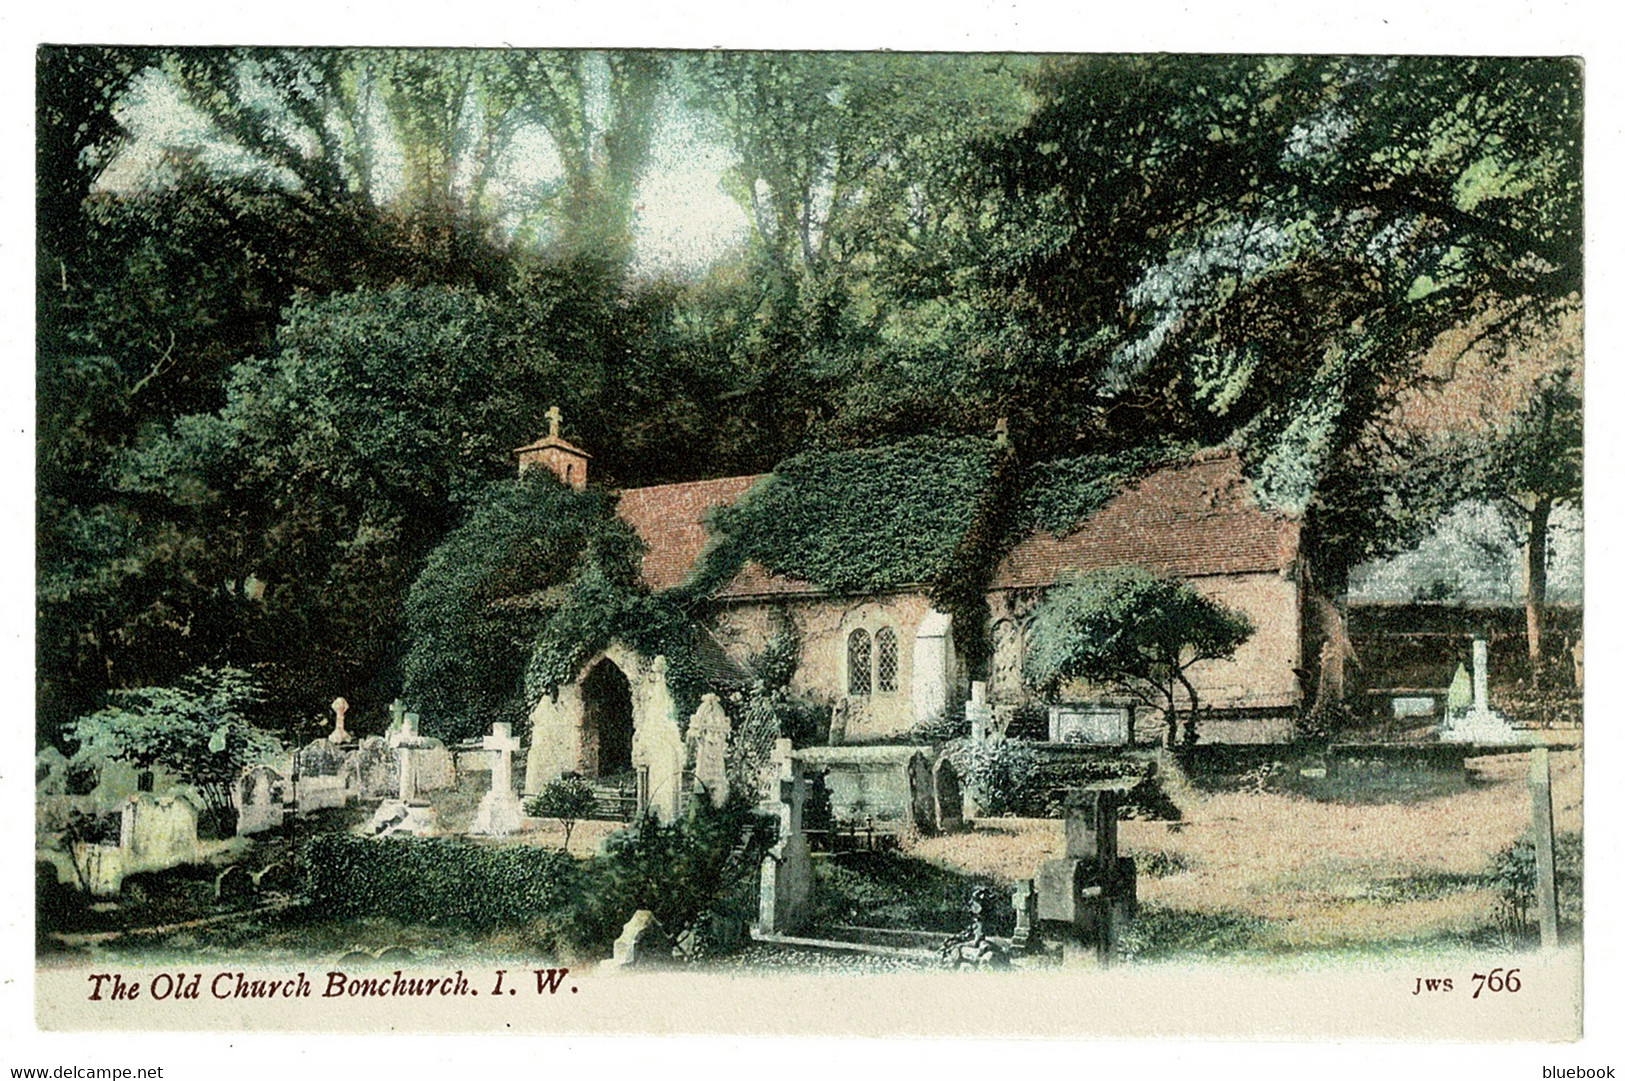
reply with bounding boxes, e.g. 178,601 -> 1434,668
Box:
298,737 -> 347,779
214,863 -> 253,903
828,697 -> 850,746
253,861 -> 295,893
632,656 -> 685,824
1529,746 -> 1559,948
908,752 -> 937,834
235,765 -> 287,836
686,693 -> 732,808
328,696 -> 354,745
296,734 -> 351,813
120,791 -> 203,874
610,910 -> 673,968
469,723 -> 523,837
932,756 -> 964,832
758,740 -> 813,934
352,736 -> 399,799
1049,704 -> 1132,745
1441,637 -> 1520,744
1033,787 -> 1136,963
358,714 -> 439,837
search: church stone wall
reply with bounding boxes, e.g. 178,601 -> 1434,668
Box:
709,592 -> 943,740
1036,570 -> 1302,719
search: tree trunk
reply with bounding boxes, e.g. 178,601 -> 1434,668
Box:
1177,671 -> 1202,747
1525,495 -> 1552,690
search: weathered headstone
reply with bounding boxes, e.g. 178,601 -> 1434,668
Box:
632,655 -> 685,824
828,697 -> 850,746
120,791 -> 203,874
686,693 -> 732,808
235,765 -> 287,836
358,714 -> 440,837
214,863 -> 253,903
1049,704 -> 1132,745
352,736 -> 399,800
253,861 -> 296,894
469,723 -> 523,837
932,756 -> 964,832
610,910 -> 673,968
1034,788 -> 1135,963
328,696 -> 353,745
908,751 -> 937,834
758,740 -> 813,934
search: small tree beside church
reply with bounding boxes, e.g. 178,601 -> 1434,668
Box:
1025,568 -> 1254,748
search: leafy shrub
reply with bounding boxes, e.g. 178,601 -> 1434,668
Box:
66,666 -> 279,821
302,834 -> 581,931
559,795 -> 769,957
525,775 -> 598,849
947,738 -> 1043,816
1488,832 -> 1583,936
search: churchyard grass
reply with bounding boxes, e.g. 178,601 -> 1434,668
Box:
39,749 -> 1578,968
905,748 -> 1581,962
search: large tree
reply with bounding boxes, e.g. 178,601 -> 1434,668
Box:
1024,567 -> 1255,748
975,56 -> 1581,589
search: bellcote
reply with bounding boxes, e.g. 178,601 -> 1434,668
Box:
515,405 -> 591,490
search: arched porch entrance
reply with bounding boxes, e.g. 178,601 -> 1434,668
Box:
581,658 -> 634,779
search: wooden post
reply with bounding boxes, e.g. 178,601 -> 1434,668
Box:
1528,746 -> 1559,948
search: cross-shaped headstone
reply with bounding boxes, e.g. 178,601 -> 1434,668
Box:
328,696 -> 350,743
776,763 -> 808,839
546,404 -> 562,439
482,722 -> 520,796
388,698 -> 406,731
389,713 -> 429,801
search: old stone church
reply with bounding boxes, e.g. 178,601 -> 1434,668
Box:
518,412 -> 1313,818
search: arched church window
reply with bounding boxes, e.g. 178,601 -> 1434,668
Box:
847,629 -> 872,694
875,626 -> 899,692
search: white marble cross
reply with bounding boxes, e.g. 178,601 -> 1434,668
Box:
482,722 -> 520,796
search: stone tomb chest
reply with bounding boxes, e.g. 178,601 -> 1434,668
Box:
794,745 -> 951,834
1049,704 -> 1133,746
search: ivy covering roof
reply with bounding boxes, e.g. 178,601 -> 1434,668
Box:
610,436 -> 1276,601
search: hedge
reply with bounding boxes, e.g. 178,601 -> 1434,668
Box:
302,834 -> 581,929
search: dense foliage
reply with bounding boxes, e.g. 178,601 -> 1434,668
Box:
1025,568 -> 1255,748
1016,445 -> 1188,535
66,666 -> 281,818
37,48 -> 1580,751
685,435 -> 998,597
402,473 -> 630,740
302,834 -> 581,929
560,796 -> 770,956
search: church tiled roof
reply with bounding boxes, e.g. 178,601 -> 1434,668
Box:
991,450 -> 1299,588
614,475 -> 763,591
614,447 -> 1297,598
